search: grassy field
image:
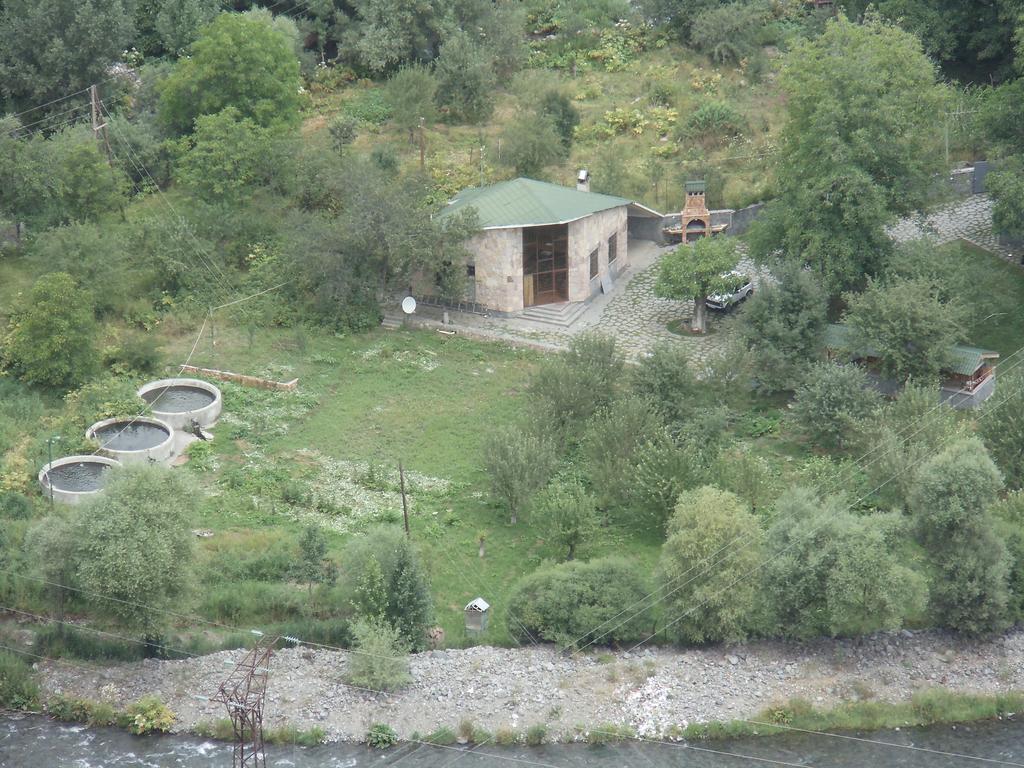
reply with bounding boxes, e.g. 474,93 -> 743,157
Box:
154,324 -> 663,646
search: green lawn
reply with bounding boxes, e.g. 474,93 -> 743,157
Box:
160,324 -> 665,646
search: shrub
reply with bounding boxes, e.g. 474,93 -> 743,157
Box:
581,397 -> 663,514
494,728 -> 519,745
328,115 -> 358,153
0,491 -> 32,519
345,619 -> 411,692
124,696 -> 175,735
538,91 -> 580,149
384,65 -> 437,135
264,724 -> 326,746
483,426 -> 557,525
424,726 -> 457,745
529,334 -> 624,443
792,362 -> 880,449
435,32 -> 496,124
367,723 -> 400,748
103,330 -> 162,376
737,263 -> 828,393
685,100 -> 745,140
763,488 -> 927,639
910,439 -> 1011,634
533,475 -> 597,561
631,343 -> 700,424
525,723 -> 547,746
506,557 -> 651,647
502,114 -> 566,176
981,367 -> 1024,490
1,272 -> 98,390
660,486 -> 763,645
690,1 -> 770,64
0,651 -> 39,709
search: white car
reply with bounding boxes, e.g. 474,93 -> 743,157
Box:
706,272 -> 754,310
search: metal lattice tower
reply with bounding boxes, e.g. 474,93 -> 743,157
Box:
212,635 -> 275,768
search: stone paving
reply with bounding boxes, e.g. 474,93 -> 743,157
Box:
405,195 -> 1014,361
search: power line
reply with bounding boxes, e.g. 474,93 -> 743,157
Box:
564,340 -> 1024,656
627,359 -> 1024,652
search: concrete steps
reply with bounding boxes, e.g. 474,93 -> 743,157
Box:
380,311 -> 403,330
518,301 -> 588,328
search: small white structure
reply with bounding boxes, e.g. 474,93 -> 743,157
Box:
137,377 -> 222,431
464,597 -> 490,634
86,416 -> 175,465
38,455 -> 121,505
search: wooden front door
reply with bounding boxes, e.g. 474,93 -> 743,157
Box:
523,225 -> 569,307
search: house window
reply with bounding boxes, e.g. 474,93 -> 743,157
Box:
608,233 -> 618,263
589,248 -> 599,279
466,263 -> 476,277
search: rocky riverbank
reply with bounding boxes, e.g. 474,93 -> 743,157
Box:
36,627 -> 1024,742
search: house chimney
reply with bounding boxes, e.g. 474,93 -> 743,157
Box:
576,169 -> 590,193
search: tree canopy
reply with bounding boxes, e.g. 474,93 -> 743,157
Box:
654,236 -> 739,333
749,13 -> 947,296
159,12 -> 302,135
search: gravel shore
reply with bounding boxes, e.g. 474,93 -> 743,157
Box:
37,628 -> 1024,742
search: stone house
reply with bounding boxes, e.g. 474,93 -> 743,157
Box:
429,176 -> 662,314
824,323 -> 999,409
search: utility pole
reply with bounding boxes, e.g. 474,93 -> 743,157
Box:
90,84 -> 114,168
418,117 -> 426,171
91,84 -> 126,220
399,460 -> 410,538
212,634 -> 275,768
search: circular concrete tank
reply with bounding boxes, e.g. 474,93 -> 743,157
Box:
137,378 -> 222,430
86,416 -> 175,465
38,455 -> 121,505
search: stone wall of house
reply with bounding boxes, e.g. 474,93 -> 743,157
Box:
568,206 -> 628,302
468,227 -> 522,313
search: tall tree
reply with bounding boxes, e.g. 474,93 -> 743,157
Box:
737,262 -> 827,393
159,12 -> 302,135
762,487 -> 926,638
843,277 -> 966,383
1,272 -> 98,390
75,466 -> 197,640
434,31 -> 496,125
659,486 -> 762,644
0,0 -> 135,114
910,438 -> 1011,634
654,235 -> 739,333
748,13 -> 947,297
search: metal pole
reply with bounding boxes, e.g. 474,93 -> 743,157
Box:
399,461 -> 409,537
47,437 -> 54,507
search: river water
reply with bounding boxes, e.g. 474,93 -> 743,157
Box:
3,714 -> 1024,768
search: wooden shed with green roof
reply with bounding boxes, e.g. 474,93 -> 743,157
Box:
824,323 -> 999,409
430,177 -> 662,313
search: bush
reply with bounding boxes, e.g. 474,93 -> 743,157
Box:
0,491 -> 33,519
684,100 -> 745,141
690,1 -> 770,64
502,114 -> 566,176
660,486 -> 763,645
328,115 -> 358,153
384,65 -> 437,134
103,330 -> 162,376
737,263 -> 827,393
981,367 -> 1024,490
506,557 -> 651,647
532,475 -> 597,561
538,91 -> 580,149
1,272 -> 98,390
581,397 -> 663,514
123,696 -> 175,735
762,488 -> 927,638
483,426 -> 557,525
367,723 -> 400,748
909,439 -> 1011,634
525,723 -> 547,746
792,362 -> 880,449
435,32 -> 496,124
345,619 -> 411,692
631,343 -> 700,424
0,650 -> 39,709
529,334 -> 624,443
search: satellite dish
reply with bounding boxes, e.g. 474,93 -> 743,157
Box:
401,296 -> 417,315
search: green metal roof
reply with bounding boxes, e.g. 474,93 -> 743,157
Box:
439,177 -> 633,229
824,324 -> 998,376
